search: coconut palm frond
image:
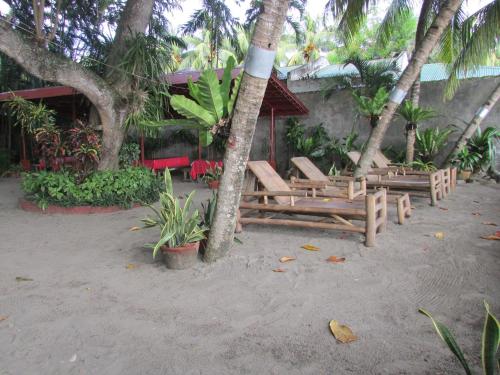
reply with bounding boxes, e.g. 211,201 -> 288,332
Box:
376,0 -> 414,46
444,0 -> 500,100
325,0 -> 371,42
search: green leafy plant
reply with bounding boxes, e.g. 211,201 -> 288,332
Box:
352,87 -> 389,127
202,163 -> 223,183
398,100 -> 436,130
327,131 -> 361,170
415,127 -> 454,163
22,168 -> 160,209
453,147 -> 482,172
119,142 -> 140,168
154,56 -> 241,146
410,159 -> 438,172
201,191 -> 217,230
467,127 -> 500,172
285,119 -> 330,159
141,169 -> 206,258
419,301 -> 499,375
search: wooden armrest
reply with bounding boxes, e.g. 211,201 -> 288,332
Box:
328,175 -> 365,182
288,180 -> 328,189
242,190 -> 308,197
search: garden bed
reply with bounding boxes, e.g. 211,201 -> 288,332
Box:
18,198 -> 141,214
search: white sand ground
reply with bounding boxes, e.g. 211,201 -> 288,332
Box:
0,176 -> 498,375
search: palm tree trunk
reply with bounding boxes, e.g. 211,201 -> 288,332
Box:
442,82 -> 500,167
354,0 -> 464,178
204,0 -> 290,262
406,0 -> 432,163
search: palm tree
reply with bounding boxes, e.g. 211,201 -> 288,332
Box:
354,0 -> 464,177
181,0 -> 239,69
204,0 -> 291,262
397,100 -> 436,163
244,0 -> 305,44
286,14 -> 335,65
180,31 -> 237,70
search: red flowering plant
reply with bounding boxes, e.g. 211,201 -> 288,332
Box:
202,161 -> 223,183
34,124 -> 66,169
66,120 -> 101,180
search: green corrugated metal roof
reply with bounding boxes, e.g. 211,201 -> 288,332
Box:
277,62 -> 500,81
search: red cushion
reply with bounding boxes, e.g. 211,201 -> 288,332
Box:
143,156 -> 190,171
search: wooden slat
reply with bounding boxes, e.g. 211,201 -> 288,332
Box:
247,161 -> 291,205
291,157 -> 329,181
239,201 -> 366,216
239,217 -> 366,233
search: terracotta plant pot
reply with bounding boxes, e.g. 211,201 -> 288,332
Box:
161,241 -> 200,270
207,180 -> 220,190
458,170 -> 472,181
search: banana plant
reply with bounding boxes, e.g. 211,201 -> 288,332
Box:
419,301 -> 499,375
155,56 -> 242,146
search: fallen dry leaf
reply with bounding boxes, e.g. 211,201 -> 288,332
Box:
301,244 -> 320,251
480,235 -> 500,241
481,222 -> 497,226
129,226 -> 141,231
126,263 -> 137,270
434,232 -> 445,240
279,256 -> 296,263
326,256 -> 346,263
272,268 -> 287,272
322,198 -> 331,202
472,212 -> 481,216
329,320 -> 358,343
411,206 -> 416,209
0,316 -> 7,322
15,277 -> 33,282
438,207 -> 449,211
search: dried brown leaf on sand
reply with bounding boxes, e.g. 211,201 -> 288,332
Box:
301,244 -> 320,251
0,316 -> 8,322
472,212 -> 481,216
434,232 -> 445,240
279,256 -> 296,263
481,222 -> 497,226
129,226 -> 141,231
326,256 -> 346,263
329,320 -> 357,343
480,234 -> 500,241
272,268 -> 287,272
126,263 -> 137,270
438,207 -> 448,211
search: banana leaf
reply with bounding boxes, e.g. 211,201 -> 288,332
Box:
220,56 -> 236,116
197,69 -> 224,122
169,95 -> 216,127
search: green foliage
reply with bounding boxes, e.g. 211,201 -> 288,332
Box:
201,191 -> 217,230
415,127 -> 454,163
398,101 -> 436,126
34,124 -> 65,166
22,168 -> 160,210
419,301 -> 500,375
382,145 -> 406,164
67,121 -> 101,179
141,169 -> 206,257
410,159 -> 438,172
453,147 -> 482,172
153,56 -> 241,146
285,118 -> 330,159
6,95 -> 55,134
328,131 -> 362,170
467,127 -> 500,171
352,87 -> 389,127
119,143 -> 141,168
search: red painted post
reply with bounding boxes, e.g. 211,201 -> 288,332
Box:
269,107 -> 276,169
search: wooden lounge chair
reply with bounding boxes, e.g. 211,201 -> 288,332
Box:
239,161 -> 387,246
291,156 -> 412,224
347,151 -> 448,206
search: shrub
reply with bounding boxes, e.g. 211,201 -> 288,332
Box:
119,142 -> 140,167
22,167 -> 161,209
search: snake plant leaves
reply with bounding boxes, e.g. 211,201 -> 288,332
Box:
419,308 -> 472,375
220,56 -> 236,116
169,95 -> 216,127
197,69 -> 224,121
482,301 -> 500,375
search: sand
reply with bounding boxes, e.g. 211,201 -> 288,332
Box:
0,176 -> 499,374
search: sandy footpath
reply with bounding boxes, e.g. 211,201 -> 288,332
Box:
0,176 -> 499,374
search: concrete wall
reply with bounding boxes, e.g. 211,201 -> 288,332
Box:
152,75 -> 500,174
250,75 -> 500,172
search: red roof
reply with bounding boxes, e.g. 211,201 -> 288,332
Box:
0,68 -> 308,117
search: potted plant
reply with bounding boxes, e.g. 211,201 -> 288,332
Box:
203,163 -> 223,189
454,147 -> 481,181
141,168 -> 206,269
